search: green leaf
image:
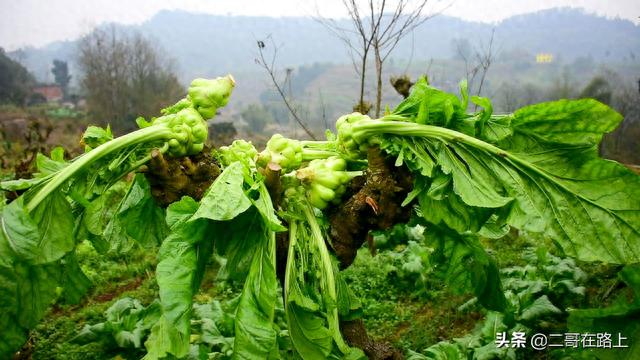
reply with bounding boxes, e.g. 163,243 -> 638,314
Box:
15,262 -> 62,327
393,77 -> 464,126
232,231 -> 278,359
82,125 -> 113,149
382,95 -> 640,264
149,217 -> 213,359
427,228 -> 506,311
215,208 -> 267,281
335,273 -> 363,321
145,315 -> 191,359
61,252 -> 92,304
511,98 -> 622,146
165,196 -> 199,228
0,317 -> 26,359
568,297 -> 640,360
620,264 -> 640,301
251,183 -> 286,232
518,295 -> 562,322
84,176 -> 167,252
480,115 -> 513,143
0,177 -> 46,191
417,172 -> 496,234
35,147 -> 67,176
286,281 -> 334,360
1,193 -> 75,264
116,174 -> 168,248
285,220 -> 334,360
82,180 -> 130,253
192,162 -> 252,222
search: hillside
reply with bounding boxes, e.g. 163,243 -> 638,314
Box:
8,7 -> 640,85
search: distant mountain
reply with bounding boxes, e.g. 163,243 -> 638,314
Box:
8,7 -> 640,85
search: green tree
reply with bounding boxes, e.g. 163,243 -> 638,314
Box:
580,76 -> 612,105
51,59 -> 71,99
241,103 -> 274,133
0,47 -> 34,105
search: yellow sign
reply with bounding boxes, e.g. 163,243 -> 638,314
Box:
536,53 -> 553,63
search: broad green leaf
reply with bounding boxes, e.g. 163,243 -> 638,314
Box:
35,147 -> 67,176
393,77 -> 464,126
116,174 -> 168,248
233,232 -> 278,359
215,208 -> 267,281
192,162 -> 251,222
151,217 -> 212,359
417,172 -> 496,234
286,282 -> 333,360
61,252 -> 92,304
335,273 -> 363,322
518,295 -> 562,322
145,315 -> 190,360
285,221 -> 334,360
82,125 -> 113,149
480,115 -> 513,143
85,176 -> 167,252
15,262 -> 62,327
0,317 -> 25,359
568,301 -> 640,360
511,98 -> 622,146
165,196 -> 199,228
1,193 -> 74,264
1,198 -> 40,263
251,183 -> 286,232
385,96 -> 640,264
82,180 -> 129,252
427,228 -> 506,311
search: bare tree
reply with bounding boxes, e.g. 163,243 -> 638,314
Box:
314,1 -> 380,114
78,26 -> 183,132
255,38 -> 317,140
453,28 -> 497,101
473,28 -> 496,98
370,0 -> 436,116
317,1 -> 440,116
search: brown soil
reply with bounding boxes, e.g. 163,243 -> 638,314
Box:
144,146 -> 221,206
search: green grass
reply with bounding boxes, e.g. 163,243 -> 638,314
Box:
22,230 -> 631,359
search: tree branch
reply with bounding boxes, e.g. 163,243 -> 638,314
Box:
255,38 -> 317,140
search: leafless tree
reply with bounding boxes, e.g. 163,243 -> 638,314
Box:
78,26 -> 182,132
255,37 -> 317,140
316,1 -> 441,116
453,28 -> 497,102
370,0 -> 438,116
314,1 -> 379,114
473,28 -> 496,99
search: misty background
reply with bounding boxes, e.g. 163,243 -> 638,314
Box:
1,2 -> 639,169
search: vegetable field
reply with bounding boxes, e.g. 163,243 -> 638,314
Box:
1,75 -> 639,360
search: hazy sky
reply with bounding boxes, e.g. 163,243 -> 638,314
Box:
1,0 -> 639,51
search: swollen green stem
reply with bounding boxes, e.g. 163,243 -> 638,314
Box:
301,149 -> 340,161
352,118 -> 506,156
26,126 -> 174,212
300,140 -> 333,149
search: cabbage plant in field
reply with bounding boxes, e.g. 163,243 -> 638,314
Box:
1,75 -> 639,359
